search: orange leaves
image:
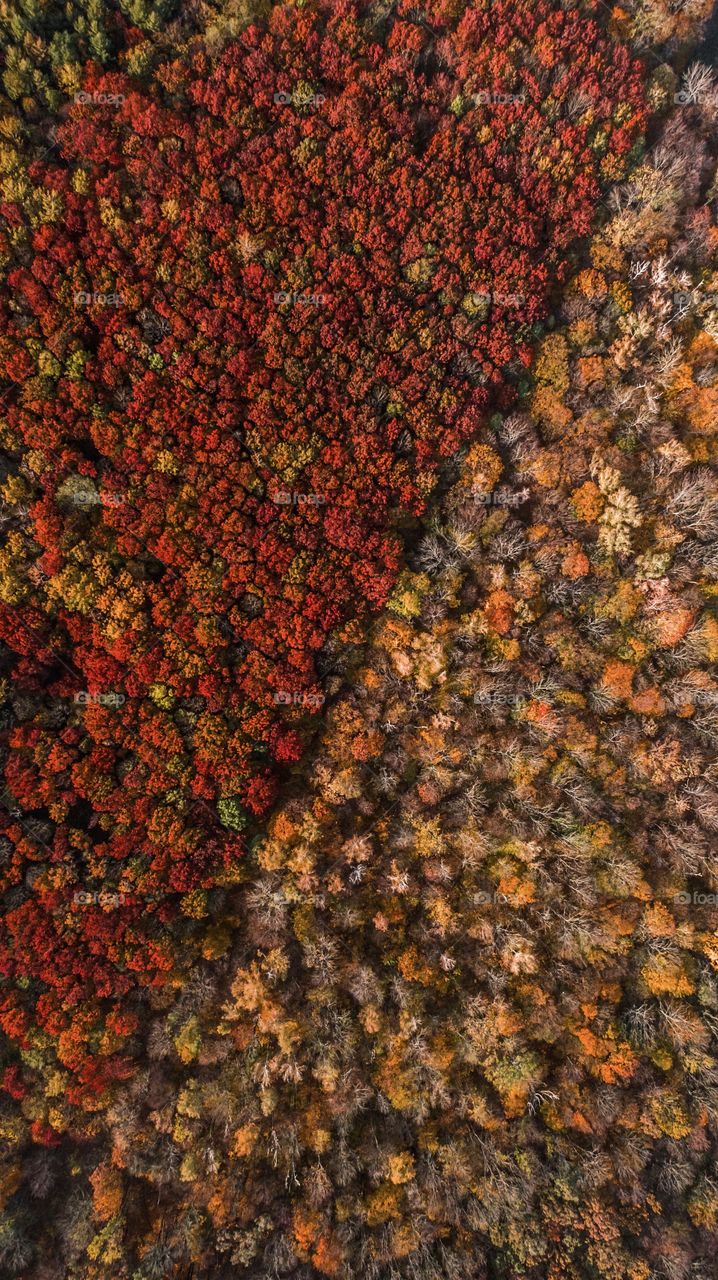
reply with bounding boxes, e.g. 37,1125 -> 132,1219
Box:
631,736 -> 688,788
388,1152 -> 416,1184
498,1084 -> 532,1120
390,1221 -> 421,1258
483,588 -> 514,635
416,778 -> 442,805
571,479 -> 605,522
351,729 -> 384,761
642,903 -> 676,938
360,1005 -> 382,1035
531,385 -> 574,431
647,1093 -> 693,1140
600,659 -> 635,701
570,1110 -> 594,1135
229,963 -> 265,1013
688,1182 -> 718,1230
464,442 -> 503,492
365,1183 -> 403,1226
300,1102 -> 332,1154
573,1025 -> 639,1084
311,1233 -> 345,1276
495,873 -> 537,908
575,267 -> 609,300
482,1050 -> 543,1118
89,1162 -> 123,1221
650,606 -> 696,649
292,1207 -> 321,1257
374,1041 -> 418,1112
576,356 -> 606,389
629,685 -> 665,717
641,952 -> 695,998
231,1122 -> 259,1158
397,945 -> 434,986
534,334 -> 570,396
561,545 -> 590,579
494,1005 -> 524,1038
531,449 -> 563,487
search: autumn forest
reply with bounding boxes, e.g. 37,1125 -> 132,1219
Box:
1,0 -> 718,1277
